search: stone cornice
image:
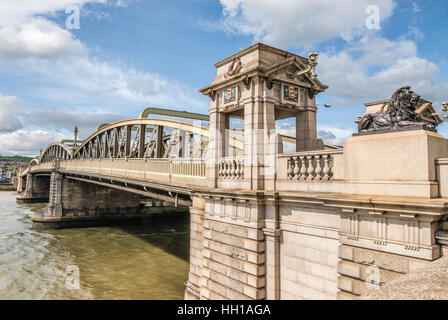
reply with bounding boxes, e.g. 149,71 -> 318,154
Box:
213,43 -> 306,68
191,187 -> 448,219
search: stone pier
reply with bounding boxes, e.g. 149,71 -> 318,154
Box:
16,173 -> 50,202
31,170 -> 143,229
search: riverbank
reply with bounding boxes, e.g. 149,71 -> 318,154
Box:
0,185 -> 15,191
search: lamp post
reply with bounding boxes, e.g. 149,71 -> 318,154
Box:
432,102 -> 448,120
73,126 -> 79,152
286,52 -> 319,80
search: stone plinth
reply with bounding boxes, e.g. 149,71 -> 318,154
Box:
344,129 -> 448,198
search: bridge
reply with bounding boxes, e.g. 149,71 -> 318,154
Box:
16,43 -> 448,300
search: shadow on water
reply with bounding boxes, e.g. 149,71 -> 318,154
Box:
115,212 -> 191,263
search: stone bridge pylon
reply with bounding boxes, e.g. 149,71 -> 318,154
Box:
18,43 -> 448,300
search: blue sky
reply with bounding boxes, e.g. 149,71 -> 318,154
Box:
0,0 -> 447,155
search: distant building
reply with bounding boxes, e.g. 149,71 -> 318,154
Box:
0,166 -> 12,183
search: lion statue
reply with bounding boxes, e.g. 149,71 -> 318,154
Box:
358,86 -> 432,132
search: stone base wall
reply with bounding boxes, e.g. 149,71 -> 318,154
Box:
185,191 -> 445,300
276,203 -> 340,300
186,194 -> 267,300
337,245 -> 429,299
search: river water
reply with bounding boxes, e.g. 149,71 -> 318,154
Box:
0,192 -> 190,300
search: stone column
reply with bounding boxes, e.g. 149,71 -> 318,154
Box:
243,77 -> 277,191
207,106 -> 227,188
47,171 -> 63,217
25,173 -> 33,195
185,196 -> 205,300
295,106 -> 323,152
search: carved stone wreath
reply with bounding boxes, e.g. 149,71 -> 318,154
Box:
224,57 -> 242,78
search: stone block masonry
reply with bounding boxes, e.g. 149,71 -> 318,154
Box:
16,174 -> 50,202
32,172 -> 143,228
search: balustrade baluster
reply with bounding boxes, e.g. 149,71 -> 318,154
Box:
287,157 -> 294,179
306,156 -> 315,180
322,155 -> 331,180
293,157 -> 300,180
231,160 -> 236,179
299,156 -> 307,180
315,155 -> 322,180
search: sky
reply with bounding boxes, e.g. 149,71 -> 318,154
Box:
0,0 -> 447,156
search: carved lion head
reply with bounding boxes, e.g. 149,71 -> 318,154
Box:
387,86 -> 420,122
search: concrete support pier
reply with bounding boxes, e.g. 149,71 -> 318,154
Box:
31,170 -> 143,229
16,173 -> 50,202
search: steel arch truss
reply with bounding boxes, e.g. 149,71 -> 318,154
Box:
73,119 -> 220,160
29,158 -> 40,166
40,143 -> 73,163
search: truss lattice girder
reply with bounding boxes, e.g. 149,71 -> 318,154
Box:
73,118 -> 243,159
39,142 -> 73,163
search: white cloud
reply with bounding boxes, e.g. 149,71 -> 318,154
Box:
411,2 -> 421,13
0,0 -> 106,27
0,95 -> 24,133
318,35 -> 448,106
8,55 -> 208,113
218,0 -> 396,47
23,106 -> 125,139
0,18 -> 86,60
407,26 -> 424,41
318,127 -> 354,146
276,121 -> 353,147
0,0 -> 109,61
0,130 -> 66,156
214,0 -> 447,110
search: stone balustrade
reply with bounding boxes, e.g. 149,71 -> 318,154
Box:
282,150 -> 343,181
28,158 -> 207,188
218,157 -> 244,180
171,159 -> 206,177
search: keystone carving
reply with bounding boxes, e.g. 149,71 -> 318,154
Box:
224,57 -> 242,78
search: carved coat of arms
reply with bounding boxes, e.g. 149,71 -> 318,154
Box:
283,85 -> 299,103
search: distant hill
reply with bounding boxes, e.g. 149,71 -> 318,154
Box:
0,155 -> 34,162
